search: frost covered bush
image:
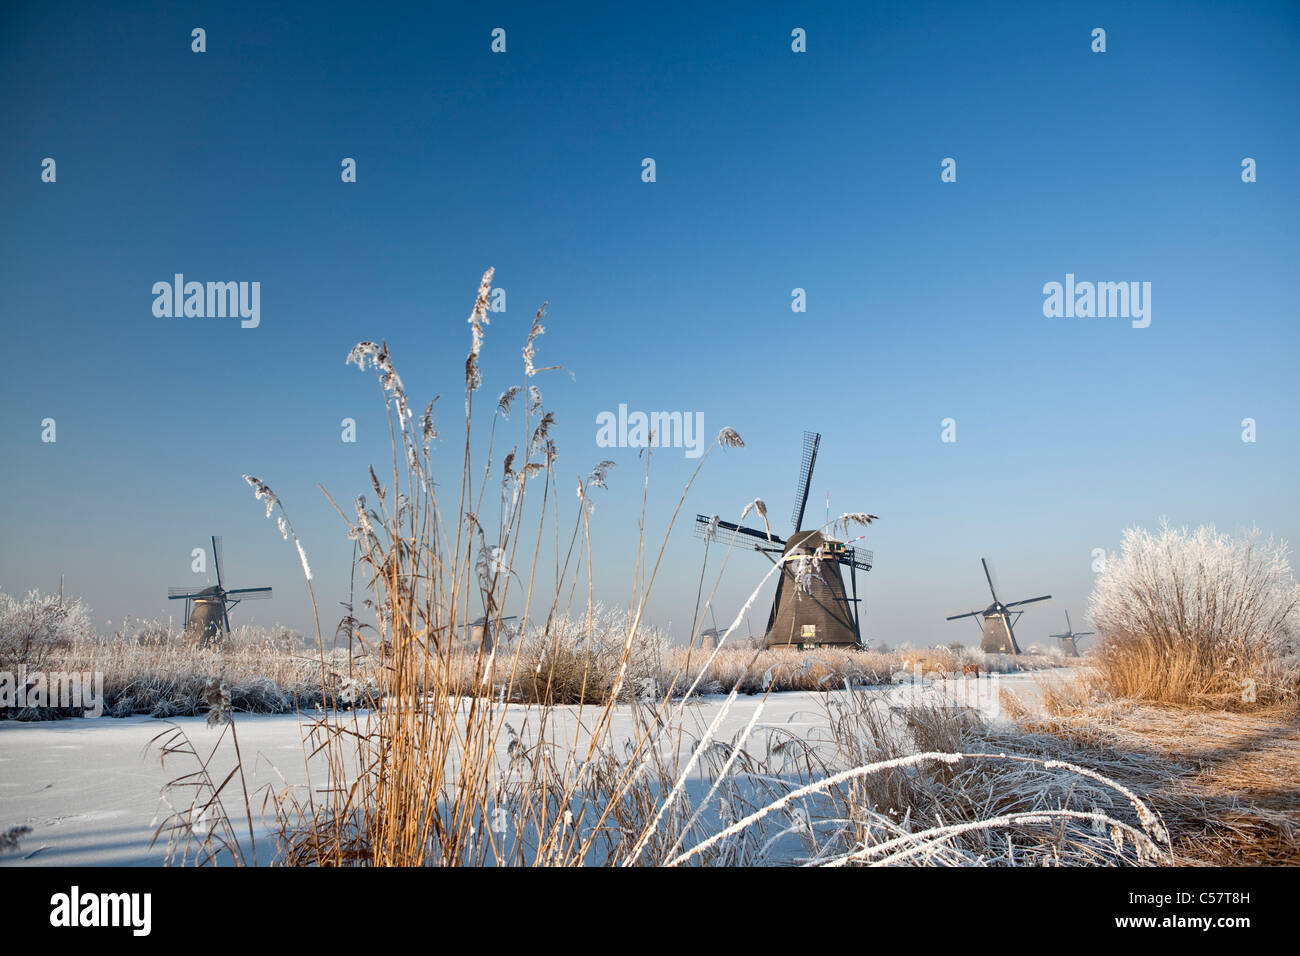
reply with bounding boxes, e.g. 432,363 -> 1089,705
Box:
515,604 -> 668,703
0,588 -> 95,666
1088,522 -> 1300,707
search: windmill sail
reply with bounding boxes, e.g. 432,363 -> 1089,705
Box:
226,587 -> 273,599
694,515 -> 786,553
790,432 -> 820,533
1004,595 -> 1051,609
982,558 -> 998,601
212,536 -> 224,587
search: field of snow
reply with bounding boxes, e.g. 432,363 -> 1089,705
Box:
0,670 -> 1060,866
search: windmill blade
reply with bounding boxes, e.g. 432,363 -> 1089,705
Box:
226,587 -> 272,600
1004,594 -> 1051,609
1065,609 -> 1073,633
1074,630 -> 1096,637
981,558 -> 1000,603
467,614 -> 520,628
694,514 -> 786,552
168,586 -> 210,598
946,609 -> 984,621
212,535 -> 224,588
790,431 -> 820,532
845,547 -> 873,571
222,605 -> 231,635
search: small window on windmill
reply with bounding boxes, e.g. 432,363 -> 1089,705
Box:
801,624 -> 816,639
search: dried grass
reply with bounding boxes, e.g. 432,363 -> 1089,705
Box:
0,621 -> 333,719
3,592 -> 1065,719
1011,673 -> 1300,866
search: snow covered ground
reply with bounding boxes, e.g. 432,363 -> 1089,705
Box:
0,669 -> 1064,866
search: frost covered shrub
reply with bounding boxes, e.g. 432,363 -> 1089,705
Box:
0,588 -> 95,667
515,604 -> 667,703
1088,522 -> 1300,707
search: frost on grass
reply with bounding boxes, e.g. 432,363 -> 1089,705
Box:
1088,521 -> 1300,705
0,588 -> 93,665
717,427 -> 744,448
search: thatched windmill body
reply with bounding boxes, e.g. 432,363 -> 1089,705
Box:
695,432 -> 876,650
167,536 -> 272,647
946,558 -> 1050,655
1049,610 -> 1095,657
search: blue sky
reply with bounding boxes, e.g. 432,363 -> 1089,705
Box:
1,0 -> 1297,649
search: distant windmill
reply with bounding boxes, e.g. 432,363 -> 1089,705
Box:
694,431 -> 877,649
462,614 -> 519,652
167,536 -> 272,648
946,558 -> 1050,655
1049,610 -> 1095,657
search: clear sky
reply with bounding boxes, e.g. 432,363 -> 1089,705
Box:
2,0 -> 1297,650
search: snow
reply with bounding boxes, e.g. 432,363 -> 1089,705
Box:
0,670 -> 1061,866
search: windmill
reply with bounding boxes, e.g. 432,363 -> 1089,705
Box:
1049,610 -> 1095,657
946,558 -> 1050,655
694,431 -> 876,650
462,614 -> 519,652
167,536 -> 272,648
